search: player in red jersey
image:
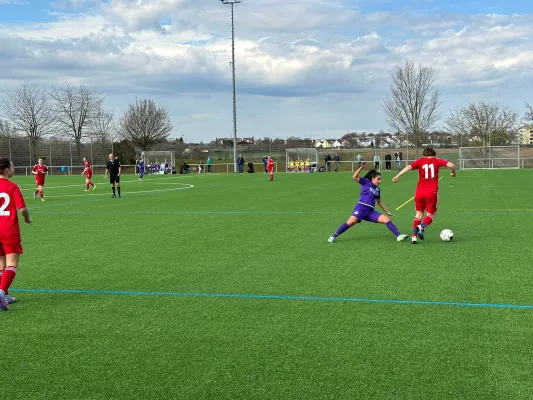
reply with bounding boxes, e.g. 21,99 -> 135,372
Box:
81,157 -> 96,191
393,147 -> 456,244
0,157 -> 32,310
267,155 -> 274,181
31,158 -> 48,201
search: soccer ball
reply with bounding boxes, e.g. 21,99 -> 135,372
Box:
440,229 -> 454,242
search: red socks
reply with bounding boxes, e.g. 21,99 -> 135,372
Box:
413,218 -> 421,236
422,215 -> 434,228
0,266 -> 16,294
39,191 -> 43,199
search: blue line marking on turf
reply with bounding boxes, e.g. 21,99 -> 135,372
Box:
9,288 -> 533,309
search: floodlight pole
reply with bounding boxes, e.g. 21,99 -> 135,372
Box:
221,0 -> 241,173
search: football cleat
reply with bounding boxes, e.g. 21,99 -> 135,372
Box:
416,224 -> 425,240
0,290 -> 7,311
412,236 -> 417,244
33,192 -> 36,200
4,295 -> 16,304
396,234 -> 408,242
93,185 -> 97,191
327,236 -> 335,243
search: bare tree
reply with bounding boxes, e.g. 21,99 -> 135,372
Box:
0,83 -> 56,158
90,106 -> 116,148
0,119 -> 18,139
445,101 -> 519,153
525,102 -> 533,123
382,59 -> 441,157
117,98 -> 172,151
49,84 -> 104,155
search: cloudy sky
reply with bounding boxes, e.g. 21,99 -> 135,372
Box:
0,0 -> 532,142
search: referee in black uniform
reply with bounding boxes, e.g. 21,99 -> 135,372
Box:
104,153 -> 121,198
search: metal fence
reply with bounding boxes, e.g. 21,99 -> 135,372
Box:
3,137 -> 533,172
0,137 -> 114,173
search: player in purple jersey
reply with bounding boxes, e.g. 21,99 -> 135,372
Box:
138,159 -> 145,181
328,162 -> 409,243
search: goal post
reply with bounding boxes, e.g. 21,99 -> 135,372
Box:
141,151 -> 175,174
458,145 -> 520,169
285,148 -> 319,172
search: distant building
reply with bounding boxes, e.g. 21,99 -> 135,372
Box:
519,127 -> 533,145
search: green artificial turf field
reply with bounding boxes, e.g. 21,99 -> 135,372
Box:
3,169 -> 533,399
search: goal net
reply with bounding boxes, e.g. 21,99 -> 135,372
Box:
285,148 -> 319,172
141,151 -> 175,174
458,146 -> 520,169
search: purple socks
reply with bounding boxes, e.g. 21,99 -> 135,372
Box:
386,221 -> 401,237
333,222 -> 351,238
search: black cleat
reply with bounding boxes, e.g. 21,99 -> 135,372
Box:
112,194 -> 116,198
416,225 -> 425,240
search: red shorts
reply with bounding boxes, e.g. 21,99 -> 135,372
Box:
86,171 -> 93,179
36,180 -> 45,186
415,190 -> 438,214
0,241 -> 24,256
268,167 -> 273,173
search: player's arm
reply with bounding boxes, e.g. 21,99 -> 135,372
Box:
446,161 -> 456,177
352,162 -> 367,183
376,199 -> 395,216
19,207 -> 32,224
118,161 -> 121,176
392,164 -> 414,182
104,163 -> 109,178
31,167 -> 37,175
81,166 -> 87,175
14,188 -> 31,223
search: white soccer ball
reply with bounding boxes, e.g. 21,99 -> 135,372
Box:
440,229 -> 454,242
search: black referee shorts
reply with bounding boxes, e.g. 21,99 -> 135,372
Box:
110,175 -> 120,184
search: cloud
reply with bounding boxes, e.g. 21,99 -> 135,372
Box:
0,1 -> 532,140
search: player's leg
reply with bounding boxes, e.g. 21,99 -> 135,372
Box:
328,215 -> 359,242
116,176 -> 121,197
0,247 -> 21,311
85,177 -> 90,191
110,176 -> 116,197
38,184 -> 44,200
372,212 -> 408,241
418,194 -> 437,234
412,193 -> 426,243
0,251 -> 13,304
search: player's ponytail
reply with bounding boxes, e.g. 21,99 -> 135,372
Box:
0,157 -> 11,175
364,169 -> 381,180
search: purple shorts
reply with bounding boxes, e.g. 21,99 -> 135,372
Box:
352,204 -> 382,223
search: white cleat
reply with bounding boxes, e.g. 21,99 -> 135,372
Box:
328,236 -> 336,243
412,236 -> 417,244
397,234 -> 408,242
4,295 -> 16,304
41,198 -> 45,202
33,192 -> 36,200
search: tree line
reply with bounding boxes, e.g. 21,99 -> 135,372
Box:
0,83 -> 173,157
383,59 -> 533,156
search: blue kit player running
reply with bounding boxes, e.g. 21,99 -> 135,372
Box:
138,158 -> 145,181
328,162 -> 408,243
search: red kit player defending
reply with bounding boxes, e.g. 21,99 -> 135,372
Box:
81,157 -> 96,191
31,158 -> 48,201
0,157 -> 32,310
393,147 -> 456,244
267,155 -> 274,181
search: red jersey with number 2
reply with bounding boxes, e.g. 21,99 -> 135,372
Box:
409,157 -> 448,193
0,178 -> 26,242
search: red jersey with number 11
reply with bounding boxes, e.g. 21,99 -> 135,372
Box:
0,178 -> 26,241
409,157 -> 448,192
